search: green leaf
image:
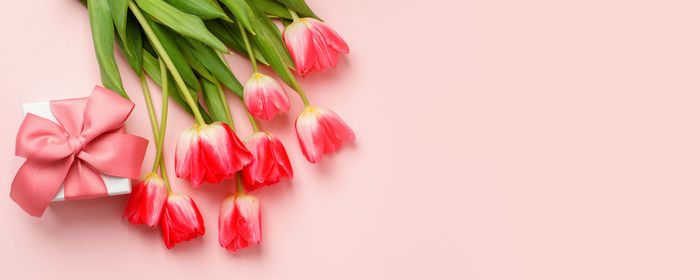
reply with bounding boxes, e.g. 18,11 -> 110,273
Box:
201,79 -> 230,125
142,51 -> 213,123
205,20 -> 269,65
146,18 -> 201,92
218,0 -> 256,34
272,0 -> 319,19
88,0 -> 127,98
245,1 -> 298,89
186,38 -> 243,96
253,0 -> 291,19
174,38 -> 218,83
163,0 -> 229,20
110,0 -> 129,41
247,2 -> 295,69
134,0 -> 228,52
123,14 -> 143,76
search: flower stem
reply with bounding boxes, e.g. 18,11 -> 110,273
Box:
241,98 -> 259,132
216,82 -> 235,129
139,74 -> 162,172
159,161 -> 172,193
212,51 -> 237,130
238,21 -> 258,73
295,85 -> 311,107
152,60 -> 169,173
287,8 -> 300,21
140,73 -> 172,192
236,173 -> 243,194
129,0 -> 205,125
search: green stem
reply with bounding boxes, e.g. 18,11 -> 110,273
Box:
139,66 -> 172,192
152,60 -> 169,173
129,0 -> 205,125
159,160 -> 172,193
295,85 -> 311,107
215,81 -> 235,130
242,99 -> 259,132
139,74 -> 162,174
288,7 -> 300,21
213,51 -> 237,130
238,21 -> 258,73
236,173 -> 243,194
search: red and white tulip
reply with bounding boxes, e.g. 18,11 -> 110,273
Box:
283,18 -> 349,76
160,193 -> 205,249
175,122 -> 252,187
219,194 -> 262,253
123,173 -> 168,228
244,73 -> 290,121
295,107 -> 355,163
241,132 -> 293,191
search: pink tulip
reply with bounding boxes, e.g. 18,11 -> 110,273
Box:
241,132 -> 293,191
283,18 -> 349,76
123,173 -> 168,228
243,73 -> 290,121
175,122 -> 252,187
160,193 -> 205,249
219,194 -> 262,253
295,107 -> 355,163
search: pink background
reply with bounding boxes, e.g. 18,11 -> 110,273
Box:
1,0 -> 700,279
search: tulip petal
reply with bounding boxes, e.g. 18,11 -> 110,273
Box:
160,193 -> 205,249
295,107 -> 355,163
283,20 -> 317,75
308,18 -> 349,54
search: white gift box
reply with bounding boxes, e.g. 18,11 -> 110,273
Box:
22,102 -> 132,201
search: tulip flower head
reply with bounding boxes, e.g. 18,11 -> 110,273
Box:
243,73 -> 291,121
123,173 -> 169,228
160,193 -> 205,249
219,194 -> 262,253
241,132 -> 293,191
283,18 -> 349,76
175,122 -> 253,187
295,107 -> 355,163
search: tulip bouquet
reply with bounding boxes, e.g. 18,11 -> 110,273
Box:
81,0 -> 354,252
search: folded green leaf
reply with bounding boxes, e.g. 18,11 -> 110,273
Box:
218,0 -> 256,34
146,18 -> 201,92
134,0 -> 228,52
122,14 -> 143,76
142,51 -> 213,123
272,0 -> 319,19
205,20 -> 269,65
163,0 -> 228,20
253,0 -> 291,19
174,38 -> 218,83
110,0 -> 129,42
88,0 -> 127,98
201,79 -> 230,125
247,2 -> 295,70
185,38 -> 243,96
245,1 -> 298,89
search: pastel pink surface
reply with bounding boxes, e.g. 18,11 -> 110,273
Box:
1,0 -> 700,279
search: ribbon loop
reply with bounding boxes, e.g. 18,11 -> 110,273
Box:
11,86 -> 148,217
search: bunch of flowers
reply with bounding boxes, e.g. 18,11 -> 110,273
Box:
83,0 -> 354,252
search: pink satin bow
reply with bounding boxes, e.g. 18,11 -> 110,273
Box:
11,86 -> 148,217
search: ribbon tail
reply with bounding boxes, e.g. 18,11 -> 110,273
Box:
10,156 -> 74,217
